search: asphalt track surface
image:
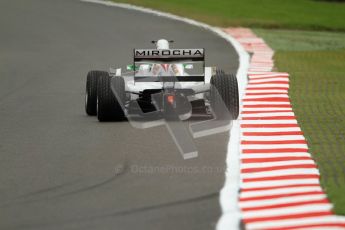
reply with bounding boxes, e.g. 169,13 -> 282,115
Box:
0,0 -> 239,229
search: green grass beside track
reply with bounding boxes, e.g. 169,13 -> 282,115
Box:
113,0 -> 345,31
277,50 -> 345,214
112,0 -> 345,215
254,29 -> 345,214
254,29 -> 345,51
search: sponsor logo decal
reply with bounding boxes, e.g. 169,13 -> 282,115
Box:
134,49 -> 204,58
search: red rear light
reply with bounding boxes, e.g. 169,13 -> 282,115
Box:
167,95 -> 175,105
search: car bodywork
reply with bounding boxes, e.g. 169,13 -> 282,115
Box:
85,39 -> 239,123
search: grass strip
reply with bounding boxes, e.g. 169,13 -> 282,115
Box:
113,0 -> 345,31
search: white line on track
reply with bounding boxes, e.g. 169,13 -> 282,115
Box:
241,179 -> 321,189
241,112 -> 295,117
242,144 -> 308,149
249,78 -> 289,83
241,169 -> 320,179
240,120 -> 298,124
239,194 -> 326,209
241,160 -> 315,168
244,93 -> 289,98
240,186 -> 322,198
240,128 -> 302,132
242,135 -> 306,141
242,203 -> 333,219
245,90 -> 288,94
246,215 -> 345,230
242,107 -> 292,111
243,101 -> 291,105
240,152 -> 312,159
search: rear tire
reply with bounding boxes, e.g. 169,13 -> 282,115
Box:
97,73 -> 126,122
210,70 -> 239,120
85,71 -> 107,116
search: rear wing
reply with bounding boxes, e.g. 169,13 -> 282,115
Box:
133,48 -> 205,82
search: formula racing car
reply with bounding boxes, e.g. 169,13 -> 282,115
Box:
85,39 -> 239,122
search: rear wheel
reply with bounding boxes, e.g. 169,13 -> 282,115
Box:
97,73 -> 126,122
210,70 -> 239,120
85,71 -> 107,116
